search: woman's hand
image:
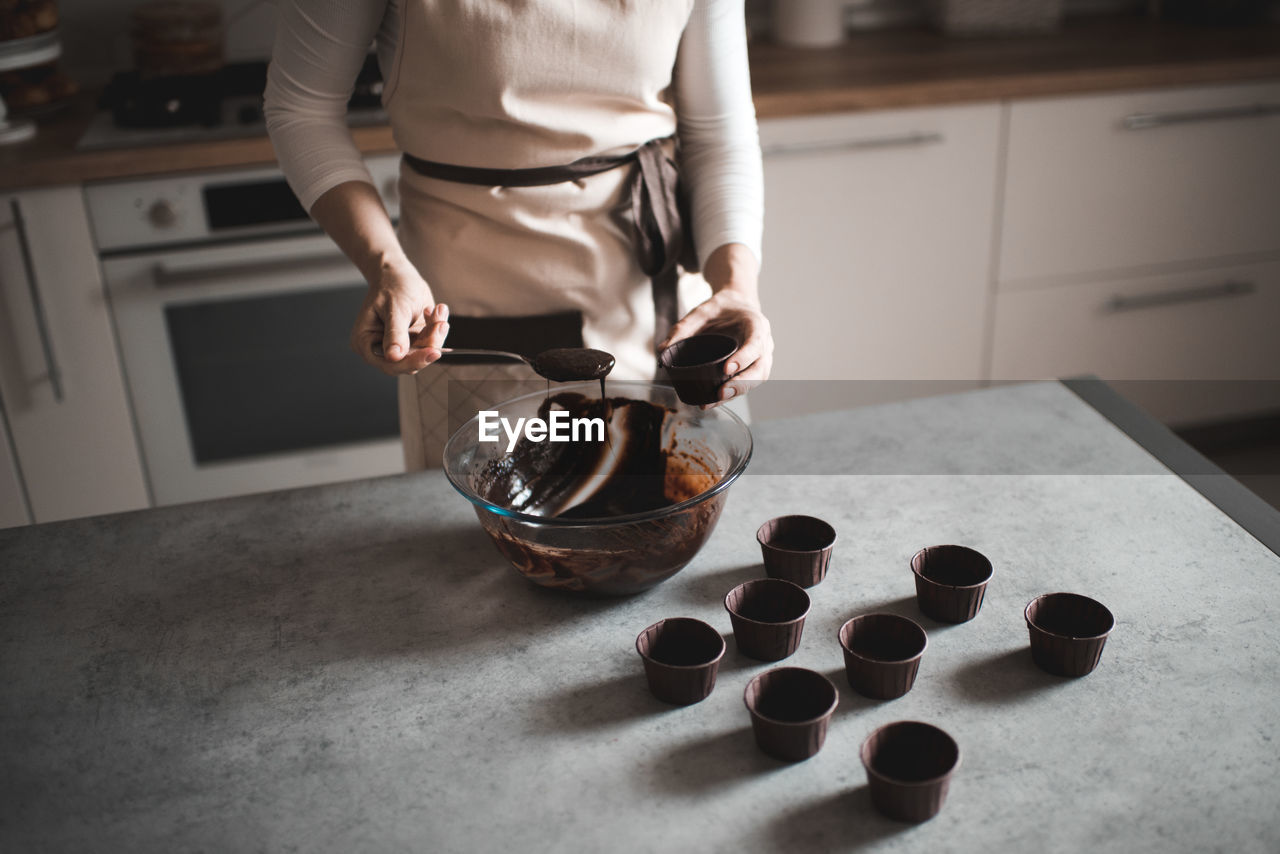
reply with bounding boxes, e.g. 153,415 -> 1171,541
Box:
350,258 -> 451,376
660,243 -> 772,407
307,181 -> 449,376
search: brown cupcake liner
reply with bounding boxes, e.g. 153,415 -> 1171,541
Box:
756,515 -> 838,588
838,613 -> 928,700
1027,630 -> 1109,677
743,667 -> 839,762
659,333 -> 738,406
1024,592 -> 1115,678
724,578 -> 811,661
910,545 -> 993,624
868,772 -> 955,823
861,720 -> 961,823
635,617 -> 726,705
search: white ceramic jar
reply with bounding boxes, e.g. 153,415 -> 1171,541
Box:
772,0 -> 847,48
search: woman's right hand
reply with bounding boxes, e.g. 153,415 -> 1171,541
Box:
350,258 -> 451,376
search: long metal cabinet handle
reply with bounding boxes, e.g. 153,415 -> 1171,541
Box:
1122,103 -> 1280,130
5,199 -> 63,402
154,246 -> 348,286
762,131 -> 945,157
1103,280 -> 1256,313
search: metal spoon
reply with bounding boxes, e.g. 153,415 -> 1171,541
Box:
371,344 -> 615,382
372,343 -> 530,364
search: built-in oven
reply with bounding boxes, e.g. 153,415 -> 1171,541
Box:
88,155 -> 405,507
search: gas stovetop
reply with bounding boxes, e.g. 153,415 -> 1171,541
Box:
77,57 -> 387,151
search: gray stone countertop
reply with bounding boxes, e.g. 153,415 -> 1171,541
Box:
3,381 -> 1279,853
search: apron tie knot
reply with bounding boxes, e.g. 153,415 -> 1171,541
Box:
402,137 -> 695,360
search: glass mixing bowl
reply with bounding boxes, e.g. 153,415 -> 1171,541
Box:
443,381 -> 753,595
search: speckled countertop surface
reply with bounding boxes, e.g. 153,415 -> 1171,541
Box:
2,381 -> 1278,852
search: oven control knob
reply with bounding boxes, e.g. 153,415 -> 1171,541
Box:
148,199 -> 178,228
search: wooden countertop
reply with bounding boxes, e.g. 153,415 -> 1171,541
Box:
750,15 -> 1280,116
2,16 -> 1279,191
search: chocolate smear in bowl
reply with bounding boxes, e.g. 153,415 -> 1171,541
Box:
456,381 -> 745,595
475,391 -> 715,519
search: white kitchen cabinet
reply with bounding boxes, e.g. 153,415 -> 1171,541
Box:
0,409 -> 30,528
991,259 -> 1280,425
991,78 -> 1280,425
999,80 -> 1280,287
0,187 -> 149,523
751,103 -> 1001,420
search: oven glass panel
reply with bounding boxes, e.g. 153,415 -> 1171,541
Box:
203,180 -> 309,230
165,286 -> 398,464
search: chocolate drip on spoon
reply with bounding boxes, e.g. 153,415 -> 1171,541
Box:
531,348 -> 615,398
531,348 -> 615,381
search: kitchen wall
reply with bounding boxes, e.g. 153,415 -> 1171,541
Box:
57,0 -> 760,85
52,0 -> 764,87
57,0 -> 278,85
54,0 -> 1154,87
55,0 -> 766,85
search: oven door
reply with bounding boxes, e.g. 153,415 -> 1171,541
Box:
102,232 -> 403,506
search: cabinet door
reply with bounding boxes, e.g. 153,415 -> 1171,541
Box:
0,187 -> 149,523
990,259 -> 1280,425
0,405 -> 30,528
751,103 -> 1000,419
1000,80 -> 1280,286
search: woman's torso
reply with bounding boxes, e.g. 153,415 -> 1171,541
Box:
373,0 -> 694,167
382,0 -> 714,474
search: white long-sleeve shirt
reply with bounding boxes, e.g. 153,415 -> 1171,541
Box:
264,0 -> 764,269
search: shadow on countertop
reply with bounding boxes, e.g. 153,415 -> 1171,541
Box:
950,647 -> 1072,704
671,561 -> 767,606
529,671 -> 671,733
47,514 -> 640,682
768,785 -> 910,849
650,726 -> 785,794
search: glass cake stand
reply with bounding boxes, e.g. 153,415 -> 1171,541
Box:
0,30 -> 62,144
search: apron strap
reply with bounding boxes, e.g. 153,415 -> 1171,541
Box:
402,137 -> 695,359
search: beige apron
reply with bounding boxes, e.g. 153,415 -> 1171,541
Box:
385,0 -> 714,470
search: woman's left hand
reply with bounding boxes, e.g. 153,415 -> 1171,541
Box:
659,243 -> 772,408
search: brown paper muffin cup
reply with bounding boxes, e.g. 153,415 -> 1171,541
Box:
1024,592 -> 1115,677
743,667 -> 839,762
756,515 -> 837,588
724,578 -> 811,661
910,545 -> 993,623
861,720 -> 961,822
635,617 -> 726,705
659,333 -> 738,406
838,613 -> 928,700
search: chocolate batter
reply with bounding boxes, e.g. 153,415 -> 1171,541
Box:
531,348 -> 615,398
469,388 -> 729,594
476,391 -> 687,519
